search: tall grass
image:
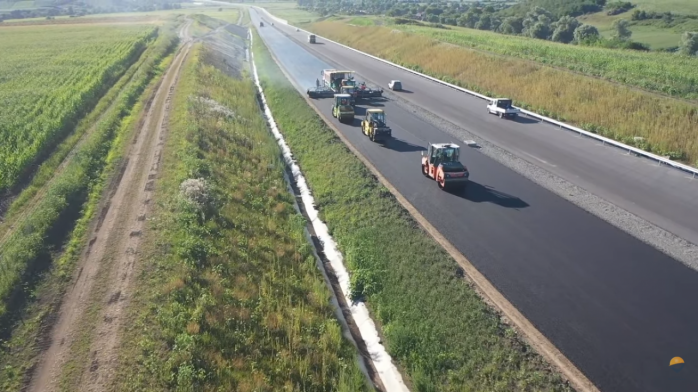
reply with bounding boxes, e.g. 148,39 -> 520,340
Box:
0,24 -> 158,192
309,21 -> 698,165
112,43 -> 370,392
253,27 -> 572,392
388,22 -> 698,100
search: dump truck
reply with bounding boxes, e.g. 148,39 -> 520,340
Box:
421,143 -> 470,191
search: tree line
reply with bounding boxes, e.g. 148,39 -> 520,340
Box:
297,0 -> 698,55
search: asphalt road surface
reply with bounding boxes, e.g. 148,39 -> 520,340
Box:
251,9 -> 697,392
265,15 -> 698,250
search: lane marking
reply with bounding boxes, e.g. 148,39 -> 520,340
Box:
521,151 -> 557,167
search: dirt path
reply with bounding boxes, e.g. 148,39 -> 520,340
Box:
26,21 -> 194,392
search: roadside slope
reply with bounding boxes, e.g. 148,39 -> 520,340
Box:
109,22 -> 372,392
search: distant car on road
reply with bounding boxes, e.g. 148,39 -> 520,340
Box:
388,80 -> 402,91
308,34 -> 316,43
487,98 -> 520,119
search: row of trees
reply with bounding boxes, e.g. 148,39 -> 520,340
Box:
299,0 -> 697,54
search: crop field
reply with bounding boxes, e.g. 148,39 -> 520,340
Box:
0,22 -> 177,390
0,24 -> 157,192
308,21 -> 698,165
112,42 -> 370,392
252,27 -> 572,391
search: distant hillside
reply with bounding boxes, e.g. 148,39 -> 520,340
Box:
0,0 -> 181,19
498,0 -> 607,18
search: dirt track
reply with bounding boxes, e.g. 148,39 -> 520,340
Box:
25,19 -> 194,392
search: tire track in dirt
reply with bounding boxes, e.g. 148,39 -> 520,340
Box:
25,21 -> 194,392
77,35 -> 194,392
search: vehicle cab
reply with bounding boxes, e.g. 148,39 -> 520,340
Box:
388,80 -> 402,91
332,93 -> 354,123
362,109 -> 392,142
421,143 -> 469,190
340,85 -> 357,105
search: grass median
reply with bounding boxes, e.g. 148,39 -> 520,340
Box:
252,27 -> 572,392
111,42 -> 370,392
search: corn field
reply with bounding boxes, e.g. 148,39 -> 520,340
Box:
0,24 -> 157,192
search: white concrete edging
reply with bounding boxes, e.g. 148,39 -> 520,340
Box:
249,28 -> 410,392
253,6 -> 698,179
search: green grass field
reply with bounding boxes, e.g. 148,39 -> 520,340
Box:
577,5 -> 698,49
112,41 -> 370,392
631,0 -> 698,14
253,26 -> 573,392
0,24 -> 157,192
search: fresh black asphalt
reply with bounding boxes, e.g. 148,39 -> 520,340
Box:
251,9 -> 698,391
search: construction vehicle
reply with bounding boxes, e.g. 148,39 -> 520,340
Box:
487,98 -> 520,119
332,94 -> 354,123
340,85 -> 357,106
307,86 -> 335,99
421,143 -> 470,190
308,34 -> 316,43
361,109 -> 392,143
355,81 -> 383,99
321,69 -> 383,99
322,69 -> 355,93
